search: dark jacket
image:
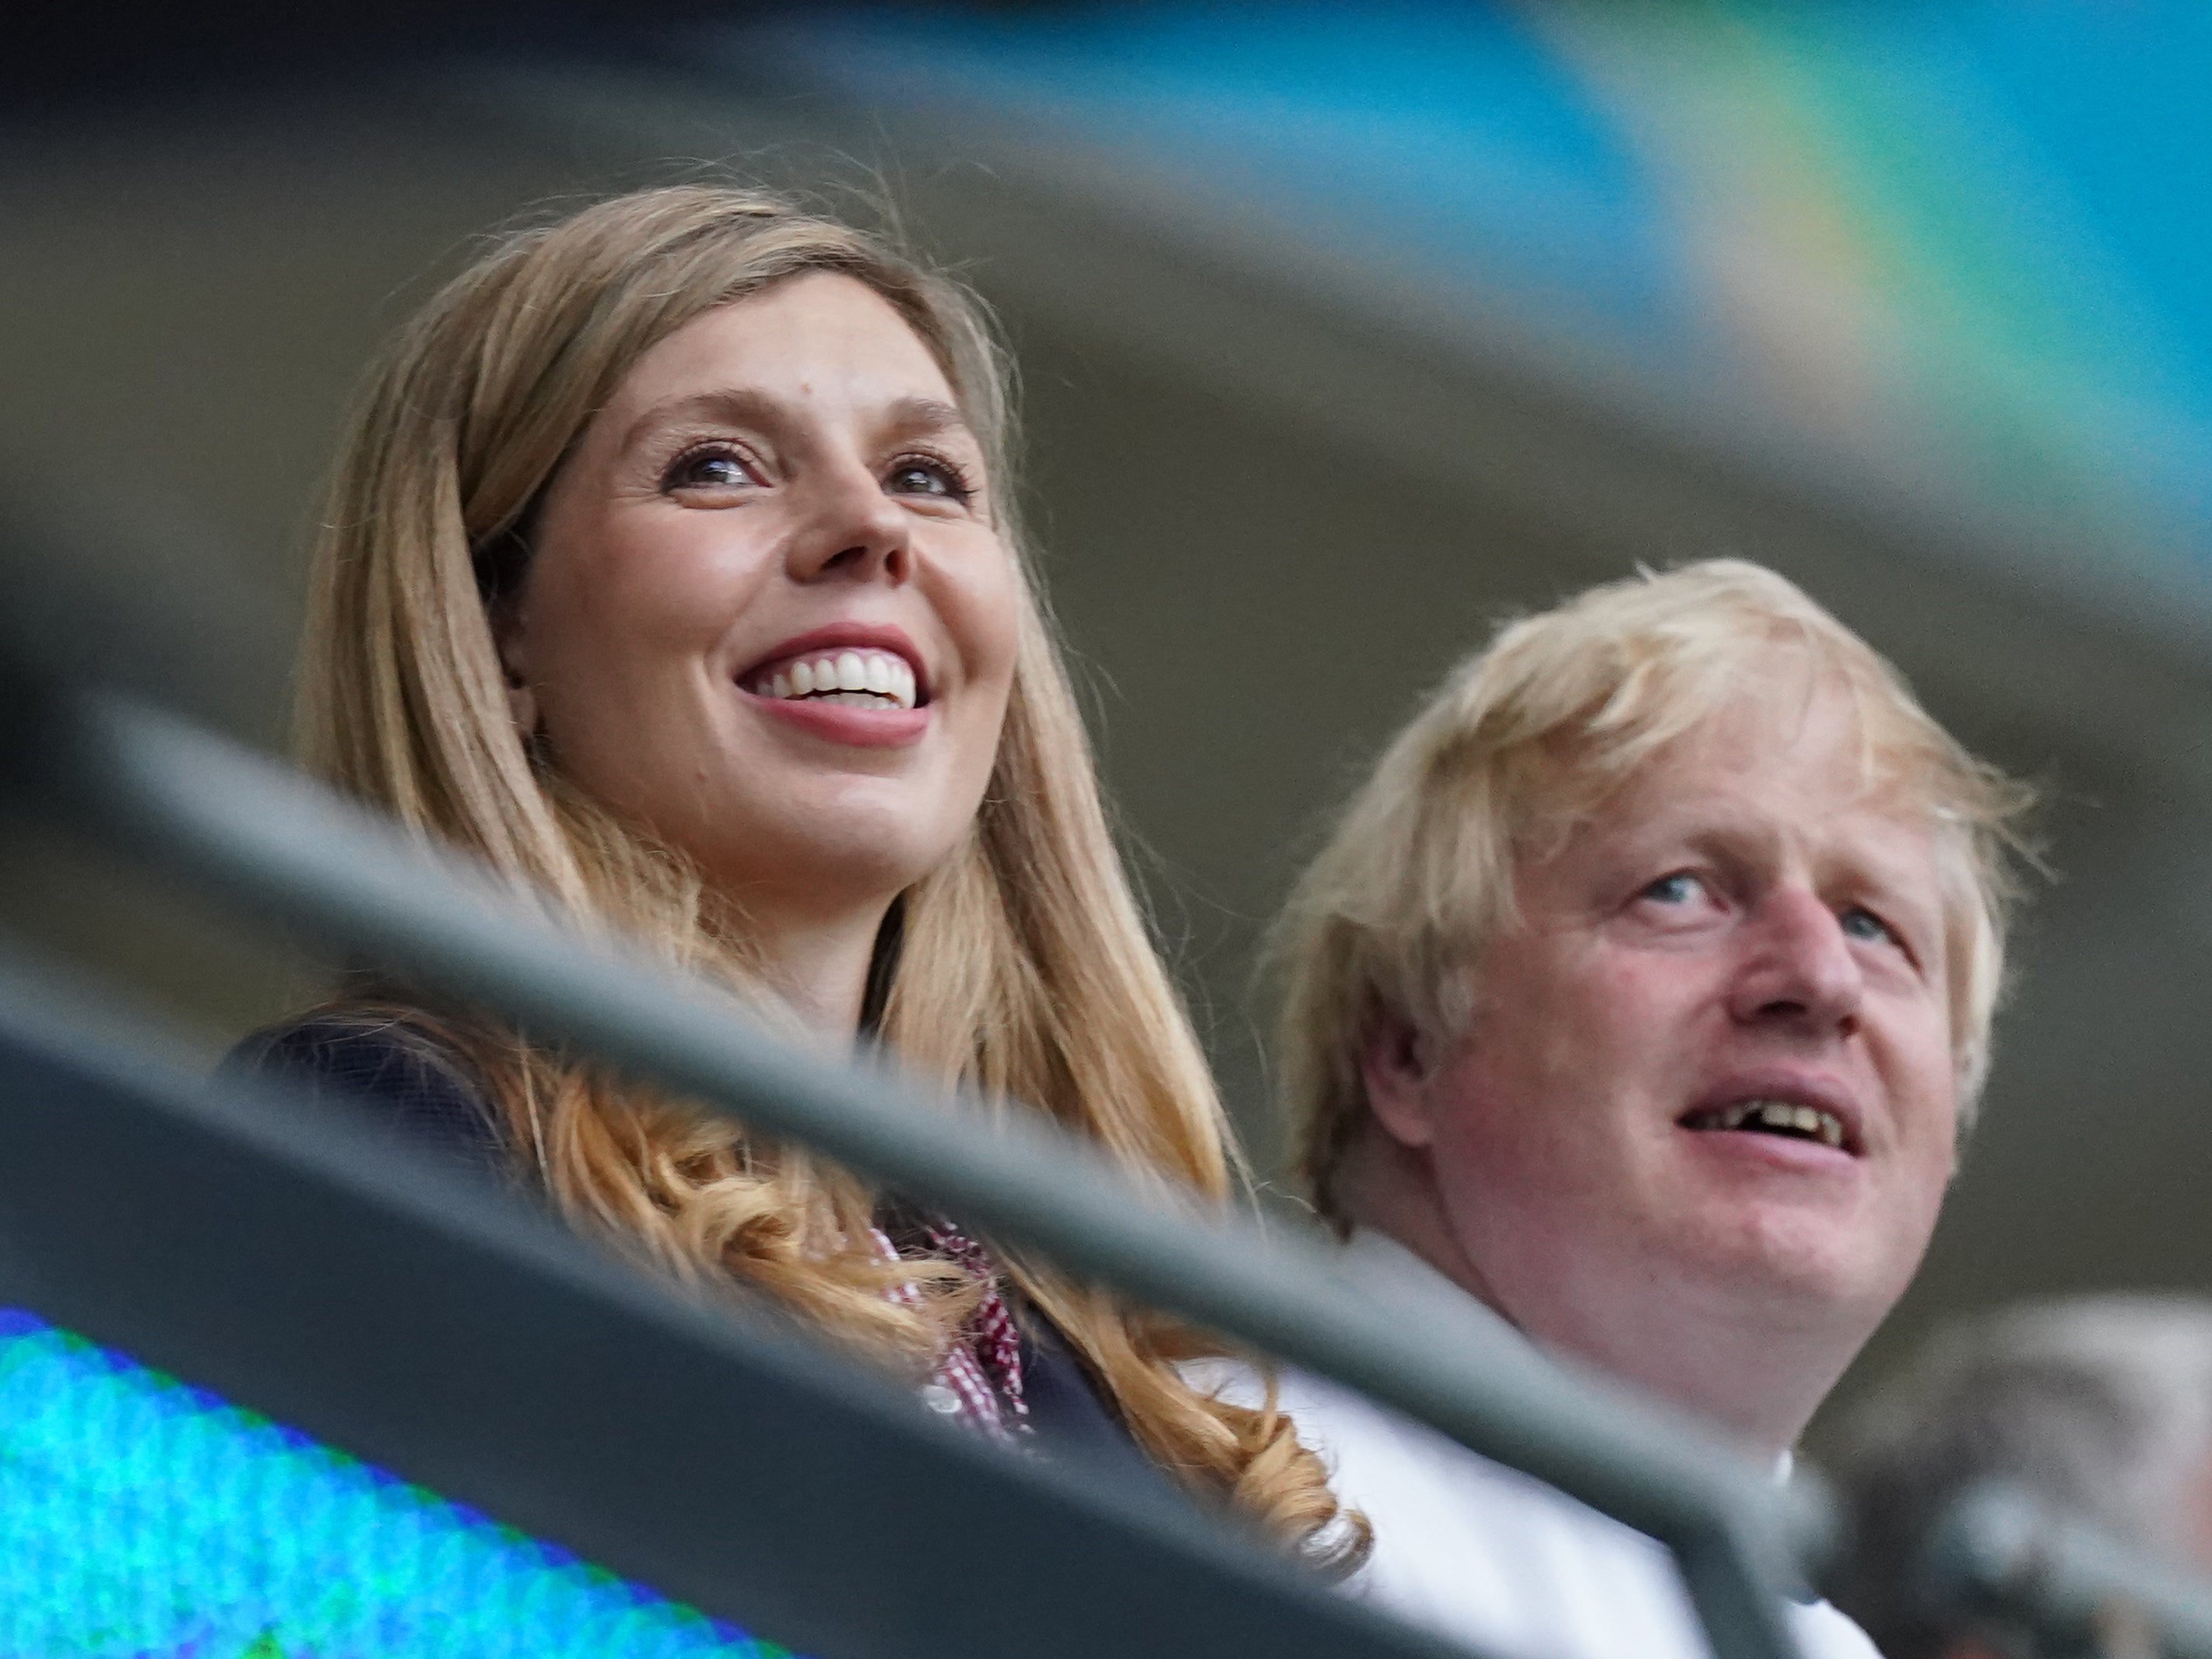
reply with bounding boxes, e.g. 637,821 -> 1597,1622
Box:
224,1015 -> 1163,1484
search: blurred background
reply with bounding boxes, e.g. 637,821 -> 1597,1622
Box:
5,0 -> 2210,1445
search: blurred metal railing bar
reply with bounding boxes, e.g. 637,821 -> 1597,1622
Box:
1926,1483 -> 2212,1659
0,493 -> 1810,1659
0,959 -> 1473,1659
2,675 -> 1812,1659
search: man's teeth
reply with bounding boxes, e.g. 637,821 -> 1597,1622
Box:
753,649 -> 917,710
1699,1100 -> 1846,1150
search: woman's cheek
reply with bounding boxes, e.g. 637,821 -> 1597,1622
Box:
969,549 -> 1025,699
620,525 -> 766,650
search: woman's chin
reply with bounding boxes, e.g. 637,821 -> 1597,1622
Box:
693,811 -> 962,913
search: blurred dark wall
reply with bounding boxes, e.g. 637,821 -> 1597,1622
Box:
0,84 -> 592,1040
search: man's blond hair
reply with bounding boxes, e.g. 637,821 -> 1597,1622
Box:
1275,559 -> 2037,1225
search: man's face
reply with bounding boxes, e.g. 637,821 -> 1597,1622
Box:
1365,679 -> 1960,1379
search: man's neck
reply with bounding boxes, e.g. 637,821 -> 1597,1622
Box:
1339,1138 -> 1852,1461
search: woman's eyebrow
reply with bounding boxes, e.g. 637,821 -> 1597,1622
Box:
618,390 -> 975,454
619,388 -> 783,456
880,394 -> 975,444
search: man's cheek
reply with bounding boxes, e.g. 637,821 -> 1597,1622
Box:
1434,1113 -> 1549,1213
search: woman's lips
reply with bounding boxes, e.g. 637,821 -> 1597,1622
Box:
744,687 -> 930,748
737,624 -> 929,705
734,625 -> 934,749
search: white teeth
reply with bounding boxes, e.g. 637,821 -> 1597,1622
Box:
752,648 -> 918,710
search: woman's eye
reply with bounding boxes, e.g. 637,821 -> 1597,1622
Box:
663,448 -> 756,493
885,455 -> 972,503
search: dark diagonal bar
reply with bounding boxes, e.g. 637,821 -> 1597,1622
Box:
0,966 -> 1477,1659
0,675 -> 1814,1659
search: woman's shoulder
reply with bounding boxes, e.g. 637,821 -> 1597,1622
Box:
222,1009 -> 507,1167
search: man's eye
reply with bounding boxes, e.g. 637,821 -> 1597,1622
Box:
1641,872 -> 1703,906
1839,907 -> 1901,948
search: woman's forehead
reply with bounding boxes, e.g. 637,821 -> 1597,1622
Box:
610,272 -> 960,423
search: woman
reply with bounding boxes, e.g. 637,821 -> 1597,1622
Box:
240,184 -> 1355,1560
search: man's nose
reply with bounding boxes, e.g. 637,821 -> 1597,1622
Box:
785,458 -> 914,586
1726,886 -> 1865,1038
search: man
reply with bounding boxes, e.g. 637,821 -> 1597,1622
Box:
1257,560 -> 2035,1657
1829,1296 -> 2212,1659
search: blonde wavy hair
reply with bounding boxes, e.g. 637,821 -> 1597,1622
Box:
298,184 -> 1355,1563
1276,559 -> 2038,1226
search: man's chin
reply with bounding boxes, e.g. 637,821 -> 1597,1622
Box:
1672,1202 -> 1903,1317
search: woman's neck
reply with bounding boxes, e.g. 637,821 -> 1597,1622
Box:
755,901 -> 894,1046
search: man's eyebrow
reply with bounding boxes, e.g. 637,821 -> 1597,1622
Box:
1845,848 -> 1943,928
1652,819 -> 1771,865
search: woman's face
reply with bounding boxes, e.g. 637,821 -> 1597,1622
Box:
503,272 -> 1021,922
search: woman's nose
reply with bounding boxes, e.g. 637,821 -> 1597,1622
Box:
1726,886 -> 1865,1039
785,459 -> 915,585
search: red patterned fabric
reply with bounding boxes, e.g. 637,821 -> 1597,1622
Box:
871,1221 -> 1031,1445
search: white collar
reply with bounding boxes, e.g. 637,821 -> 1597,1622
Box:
1336,1229 -> 1530,1345
1341,1226 -> 1533,1348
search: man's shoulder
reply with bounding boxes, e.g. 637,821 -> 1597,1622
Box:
1184,1356 -> 1643,1536
1187,1356 -> 1887,1658
1792,1600 -> 1885,1659
1180,1358 -> 1450,1472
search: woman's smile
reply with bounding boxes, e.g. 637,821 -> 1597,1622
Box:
737,623 -> 932,746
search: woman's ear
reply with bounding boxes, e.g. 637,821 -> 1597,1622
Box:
1360,1017 -> 1438,1151
493,611 -> 539,738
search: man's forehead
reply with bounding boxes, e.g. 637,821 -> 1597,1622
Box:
1552,689 -> 1944,864
1592,773 -> 1941,870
